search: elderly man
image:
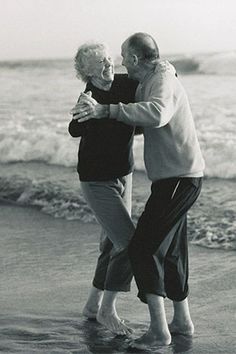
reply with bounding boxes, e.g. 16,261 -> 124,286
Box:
71,32 -> 205,349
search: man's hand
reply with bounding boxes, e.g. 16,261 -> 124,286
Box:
70,91 -> 96,120
78,91 -> 97,106
70,91 -> 109,122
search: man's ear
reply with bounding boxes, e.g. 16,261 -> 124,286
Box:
133,54 -> 139,66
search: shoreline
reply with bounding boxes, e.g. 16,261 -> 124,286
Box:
2,165 -> 235,250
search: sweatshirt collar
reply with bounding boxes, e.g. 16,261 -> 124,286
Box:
140,60 -> 176,85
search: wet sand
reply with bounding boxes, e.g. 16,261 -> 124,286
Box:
0,175 -> 236,353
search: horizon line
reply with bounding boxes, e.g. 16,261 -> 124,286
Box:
1,49 -> 235,63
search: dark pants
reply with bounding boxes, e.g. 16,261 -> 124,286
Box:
128,177 -> 202,303
93,235 -> 132,292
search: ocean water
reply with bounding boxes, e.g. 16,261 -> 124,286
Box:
0,53 -> 236,250
0,53 -> 236,353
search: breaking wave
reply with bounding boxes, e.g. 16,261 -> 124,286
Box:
168,51 -> 236,75
0,133 -> 236,180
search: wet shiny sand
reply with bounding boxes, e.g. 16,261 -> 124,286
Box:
0,197 -> 235,353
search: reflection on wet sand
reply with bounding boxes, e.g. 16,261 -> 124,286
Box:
80,318 -> 193,353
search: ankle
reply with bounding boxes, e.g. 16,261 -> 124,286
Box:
150,322 -> 171,337
172,315 -> 193,325
169,320 -> 194,335
98,305 -> 117,316
149,326 -> 171,345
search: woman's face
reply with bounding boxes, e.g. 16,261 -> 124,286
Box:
88,48 -> 114,82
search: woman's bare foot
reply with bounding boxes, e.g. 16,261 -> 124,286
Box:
169,320 -> 194,335
82,305 -> 99,319
96,308 -> 133,336
129,327 -> 171,349
82,286 -> 103,319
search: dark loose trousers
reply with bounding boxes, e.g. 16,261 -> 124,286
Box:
128,177 -> 202,304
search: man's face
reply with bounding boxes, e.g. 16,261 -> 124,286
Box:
121,42 -> 136,79
88,48 -> 114,82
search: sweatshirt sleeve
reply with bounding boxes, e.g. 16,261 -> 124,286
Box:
109,72 -> 176,128
68,119 -> 88,137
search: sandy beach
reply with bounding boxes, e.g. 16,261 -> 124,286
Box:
0,173 -> 236,353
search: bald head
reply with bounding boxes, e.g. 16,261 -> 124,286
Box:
125,32 -> 159,63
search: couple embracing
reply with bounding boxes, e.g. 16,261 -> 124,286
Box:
68,32 -> 205,349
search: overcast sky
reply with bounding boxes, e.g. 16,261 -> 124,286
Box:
1,0 -> 236,60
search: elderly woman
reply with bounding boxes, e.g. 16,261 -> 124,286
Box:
68,43 -> 139,335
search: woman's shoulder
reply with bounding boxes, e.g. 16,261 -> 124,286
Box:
113,74 -> 138,90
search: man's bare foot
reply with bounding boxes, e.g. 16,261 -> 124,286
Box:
129,328 -> 171,349
171,298 -> 194,335
169,320 -> 194,335
96,308 -> 133,336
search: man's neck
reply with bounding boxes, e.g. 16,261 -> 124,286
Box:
138,67 -> 155,84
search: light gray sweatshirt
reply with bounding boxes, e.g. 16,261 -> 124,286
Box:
109,60 -> 205,182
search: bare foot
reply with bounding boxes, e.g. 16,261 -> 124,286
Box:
82,287 -> 103,320
169,321 -> 194,335
82,305 -> 99,320
129,328 -> 171,349
96,309 -> 133,336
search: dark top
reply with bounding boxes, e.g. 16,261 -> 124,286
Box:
68,74 -> 139,181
